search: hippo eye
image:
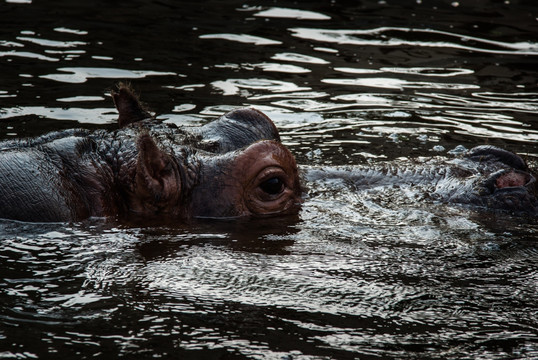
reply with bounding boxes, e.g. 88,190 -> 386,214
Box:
259,177 -> 284,195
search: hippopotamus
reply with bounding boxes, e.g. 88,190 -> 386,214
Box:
305,146 -> 538,216
0,85 -> 302,222
0,84 -> 536,223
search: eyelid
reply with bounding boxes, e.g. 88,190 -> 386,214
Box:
256,166 -> 287,184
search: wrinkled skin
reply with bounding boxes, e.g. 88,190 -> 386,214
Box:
0,85 -> 302,222
0,85 -> 536,223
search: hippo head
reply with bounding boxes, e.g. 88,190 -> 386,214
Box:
112,85 -> 303,223
469,146 -> 538,215
445,146 -> 538,215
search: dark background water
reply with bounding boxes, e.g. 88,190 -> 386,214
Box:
1,0 -> 537,359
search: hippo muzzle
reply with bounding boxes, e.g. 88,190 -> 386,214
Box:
478,169 -> 538,215
445,146 -> 538,216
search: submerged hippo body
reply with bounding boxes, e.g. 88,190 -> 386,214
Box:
0,85 -> 302,222
0,85 -> 536,223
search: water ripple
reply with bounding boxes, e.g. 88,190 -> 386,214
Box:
290,27 -> 538,55
253,7 -> 331,21
16,36 -> 86,48
0,50 -> 59,62
0,106 -> 116,124
200,33 -> 282,46
322,77 -> 479,90
271,52 -> 330,65
40,67 -> 177,84
247,62 -> 311,74
211,78 -> 310,96
335,66 -> 474,77
53,27 -> 88,36
419,92 -> 538,113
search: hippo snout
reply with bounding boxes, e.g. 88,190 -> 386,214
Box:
479,168 -> 538,216
438,146 -> 538,216
484,169 -> 535,192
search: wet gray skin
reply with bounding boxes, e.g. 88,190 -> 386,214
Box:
0,85 -> 536,223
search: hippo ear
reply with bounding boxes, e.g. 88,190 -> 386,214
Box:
111,83 -> 152,128
135,134 -> 181,206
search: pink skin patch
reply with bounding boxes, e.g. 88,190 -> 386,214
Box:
495,171 -> 528,188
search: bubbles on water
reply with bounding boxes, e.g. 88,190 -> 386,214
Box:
447,145 -> 468,154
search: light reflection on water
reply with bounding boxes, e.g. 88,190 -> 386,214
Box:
1,106 -> 116,124
1,0 -> 538,358
253,7 -> 332,21
40,67 -> 178,83
289,27 -> 538,55
199,33 -> 283,46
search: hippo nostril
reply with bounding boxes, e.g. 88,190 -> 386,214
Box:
260,177 -> 284,195
482,169 -> 533,194
495,171 -> 529,189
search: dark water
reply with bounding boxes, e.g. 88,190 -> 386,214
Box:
1,0 -> 538,359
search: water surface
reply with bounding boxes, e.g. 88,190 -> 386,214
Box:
1,0 -> 537,359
